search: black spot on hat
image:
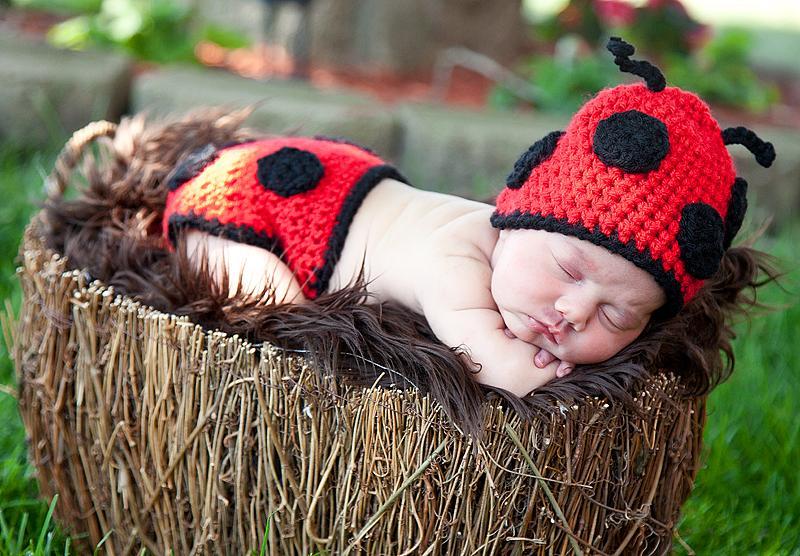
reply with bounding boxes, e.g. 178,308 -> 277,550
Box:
723,177 -> 748,249
167,144 -> 219,191
507,131 -> 564,189
256,147 -> 324,197
677,202 -> 725,280
593,110 -> 669,173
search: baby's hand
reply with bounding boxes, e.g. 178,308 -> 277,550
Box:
504,328 -> 574,379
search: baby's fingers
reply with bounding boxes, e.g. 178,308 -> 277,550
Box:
556,361 -> 574,378
534,348 -> 557,368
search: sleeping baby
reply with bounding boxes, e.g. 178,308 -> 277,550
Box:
161,38 -> 775,397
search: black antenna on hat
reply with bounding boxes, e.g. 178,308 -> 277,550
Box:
607,36 -> 666,92
722,126 -> 776,168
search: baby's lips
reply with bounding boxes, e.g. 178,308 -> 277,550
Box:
527,315 -> 559,345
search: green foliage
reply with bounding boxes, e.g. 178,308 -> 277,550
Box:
536,0 -> 704,57
665,29 -> 781,114
199,23 -> 250,51
10,0 -> 101,15
490,50 -> 621,113
613,0 -> 704,58
535,0 -> 604,46
25,0 -> 251,64
47,0 -> 197,63
513,0 -> 778,114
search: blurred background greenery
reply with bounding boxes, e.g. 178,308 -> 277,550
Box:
0,0 -> 798,553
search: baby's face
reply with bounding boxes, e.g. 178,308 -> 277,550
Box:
490,229 -> 665,365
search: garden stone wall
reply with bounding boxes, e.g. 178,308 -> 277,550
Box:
0,32 -> 131,147
2,31 -> 799,229
132,66 -> 402,159
395,103 -> 566,199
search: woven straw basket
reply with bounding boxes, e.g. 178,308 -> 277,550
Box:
11,121 -> 705,555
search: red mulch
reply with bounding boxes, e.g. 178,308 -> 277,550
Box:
194,41 -> 494,109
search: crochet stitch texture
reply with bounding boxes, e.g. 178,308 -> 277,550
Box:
163,137 -> 407,299
492,38 -> 775,318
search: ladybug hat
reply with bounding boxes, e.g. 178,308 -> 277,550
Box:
491,37 -> 776,318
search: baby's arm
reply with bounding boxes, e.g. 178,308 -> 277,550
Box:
417,257 -> 562,397
185,230 -> 307,304
432,306 -> 562,396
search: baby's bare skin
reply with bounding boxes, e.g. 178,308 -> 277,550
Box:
187,177 -> 663,397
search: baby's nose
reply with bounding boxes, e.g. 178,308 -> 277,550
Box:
568,317 -> 587,333
554,298 -> 589,332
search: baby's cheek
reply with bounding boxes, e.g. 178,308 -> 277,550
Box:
491,268 -> 521,309
569,329 -> 638,364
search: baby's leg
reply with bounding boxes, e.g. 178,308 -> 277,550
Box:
185,230 -> 308,304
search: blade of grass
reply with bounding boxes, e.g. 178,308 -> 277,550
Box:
259,510 -> 276,556
0,510 -> 10,549
36,494 -> 59,554
16,511 -> 29,553
93,528 -> 114,556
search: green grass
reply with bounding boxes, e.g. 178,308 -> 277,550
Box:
674,227 -> 800,555
0,144 -> 798,554
0,142 -> 73,554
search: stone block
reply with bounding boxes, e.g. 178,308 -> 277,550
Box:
395,102 -> 568,200
0,32 -> 132,147
132,66 -> 401,160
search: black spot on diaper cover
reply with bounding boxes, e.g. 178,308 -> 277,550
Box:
506,131 -> 564,189
167,144 -> 219,191
256,147 -> 325,197
593,110 -> 669,173
677,202 -> 725,280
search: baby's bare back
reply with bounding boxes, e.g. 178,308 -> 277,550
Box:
328,179 -> 498,308
187,178 -> 561,396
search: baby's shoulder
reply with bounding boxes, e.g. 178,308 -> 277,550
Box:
420,206 -> 499,310
428,202 -> 498,264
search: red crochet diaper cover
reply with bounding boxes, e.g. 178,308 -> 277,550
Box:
162,136 -> 408,299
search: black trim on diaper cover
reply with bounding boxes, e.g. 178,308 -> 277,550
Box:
490,210 -> 684,320
167,211 -> 286,259
313,164 -> 411,298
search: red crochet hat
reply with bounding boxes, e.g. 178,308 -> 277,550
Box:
491,37 -> 776,318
